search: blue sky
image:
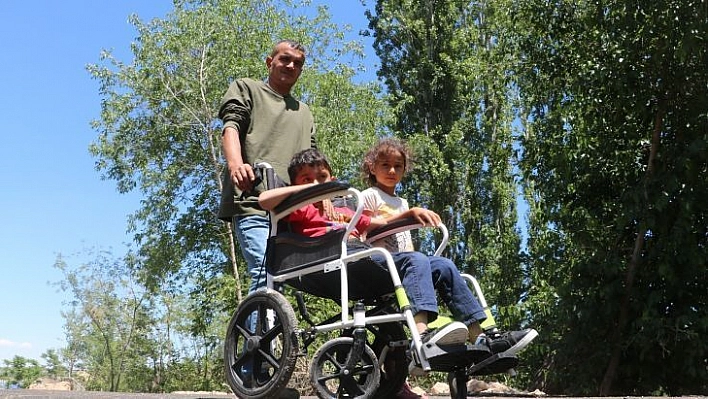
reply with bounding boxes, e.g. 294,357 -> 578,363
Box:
0,1 -> 375,363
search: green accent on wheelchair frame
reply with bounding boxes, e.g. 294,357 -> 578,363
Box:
427,309 -> 497,330
395,286 -> 410,308
480,307 -> 497,330
427,315 -> 453,329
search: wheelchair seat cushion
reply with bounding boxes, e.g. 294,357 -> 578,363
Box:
284,257 -> 395,301
265,230 -> 395,301
266,229 -> 346,276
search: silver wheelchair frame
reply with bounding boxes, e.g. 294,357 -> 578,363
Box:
223,164 -> 519,399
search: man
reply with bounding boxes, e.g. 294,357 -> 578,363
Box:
218,39 -> 316,294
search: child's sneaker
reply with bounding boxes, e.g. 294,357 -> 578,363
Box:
475,328 -> 538,355
420,321 -> 468,346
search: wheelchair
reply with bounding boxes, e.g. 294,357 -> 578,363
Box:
223,166 -> 521,399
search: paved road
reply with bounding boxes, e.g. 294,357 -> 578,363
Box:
0,390 -> 451,399
2,391 -> 702,399
0,392 -> 533,399
0,390 -> 446,399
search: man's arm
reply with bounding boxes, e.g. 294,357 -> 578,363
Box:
222,126 -> 255,192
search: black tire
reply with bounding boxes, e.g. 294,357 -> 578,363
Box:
224,289 -> 298,399
369,322 -> 408,399
310,337 -> 380,399
447,370 -> 468,399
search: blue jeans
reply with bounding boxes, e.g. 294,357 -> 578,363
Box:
429,255 -> 487,326
233,214 -> 270,293
370,251 -> 486,327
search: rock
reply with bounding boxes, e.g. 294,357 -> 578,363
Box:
429,382 -> 450,395
467,378 -> 490,393
485,381 -> 521,394
29,378 -> 72,391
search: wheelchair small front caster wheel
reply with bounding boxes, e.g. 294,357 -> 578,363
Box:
310,337 -> 380,398
223,289 -> 298,399
447,369 -> 468,399
368,322 -> 407,398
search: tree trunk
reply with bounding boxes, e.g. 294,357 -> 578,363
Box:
599,101 -> 666,395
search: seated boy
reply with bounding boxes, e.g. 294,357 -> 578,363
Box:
259,149 -> 537,355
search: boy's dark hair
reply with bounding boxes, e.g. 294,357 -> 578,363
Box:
288,148 -> 332,182
361,138 -> 414,186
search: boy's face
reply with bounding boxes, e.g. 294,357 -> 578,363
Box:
293,164 -> 332,185
372,150 -> 405,191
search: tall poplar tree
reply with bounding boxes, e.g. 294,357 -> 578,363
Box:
366,0 -> 526,323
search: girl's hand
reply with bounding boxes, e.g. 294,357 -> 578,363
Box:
409,207 -> 441,227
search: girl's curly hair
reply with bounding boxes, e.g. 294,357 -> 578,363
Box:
361,137 -> 414,187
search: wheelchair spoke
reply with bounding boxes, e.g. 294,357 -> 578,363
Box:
224,290 -> 298,399
310,337 -> 380,398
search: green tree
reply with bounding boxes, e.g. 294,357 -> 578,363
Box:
41,349 -> 67,379
365,0 -> 526,327
88,0 -> 386,305
2,356 -> 42,388
512,0 -> 708,394
86,0 -> 387,392
55,251 -> 157,391
56,249 -> 227,392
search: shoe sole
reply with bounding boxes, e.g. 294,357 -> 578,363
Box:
500,328 -> 538,356
428,322 -> 468,346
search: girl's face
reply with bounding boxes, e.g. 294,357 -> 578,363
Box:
372,150 -> 405,195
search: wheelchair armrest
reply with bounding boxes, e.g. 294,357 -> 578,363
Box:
365,217 -> 422,243
364,216 -> 449,257
273,181 -> 352,215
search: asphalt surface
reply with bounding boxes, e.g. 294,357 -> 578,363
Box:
2,391 -> 705,399
0,389 -> 487,399
0,391 -> 508,399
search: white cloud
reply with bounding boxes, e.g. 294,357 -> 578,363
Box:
0,338 -> 32,349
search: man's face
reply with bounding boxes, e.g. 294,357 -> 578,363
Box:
293,164 -> 332,185
266,43 -> 305,93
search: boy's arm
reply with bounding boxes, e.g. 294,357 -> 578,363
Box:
258,183 -> 317,211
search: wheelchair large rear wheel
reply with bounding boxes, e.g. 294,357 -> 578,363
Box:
310,337 -> 380,398
223,289 -> 298,399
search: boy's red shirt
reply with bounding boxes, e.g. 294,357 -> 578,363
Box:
285,203 -> 371,238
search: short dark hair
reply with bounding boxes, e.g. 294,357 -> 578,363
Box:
288,148 -> 332,182
271,39 -> 306,57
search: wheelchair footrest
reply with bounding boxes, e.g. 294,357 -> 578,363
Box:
425,343 -> 492,372
468,352 -> 519,376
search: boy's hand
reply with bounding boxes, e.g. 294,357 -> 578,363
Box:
410,207 -> 441,227
319,199 -> 350,223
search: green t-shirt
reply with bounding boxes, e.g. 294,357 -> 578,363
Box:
218,78 -> 316,220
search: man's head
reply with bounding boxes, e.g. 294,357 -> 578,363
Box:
288,149 -> 333,185
266,40 -> 306,95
